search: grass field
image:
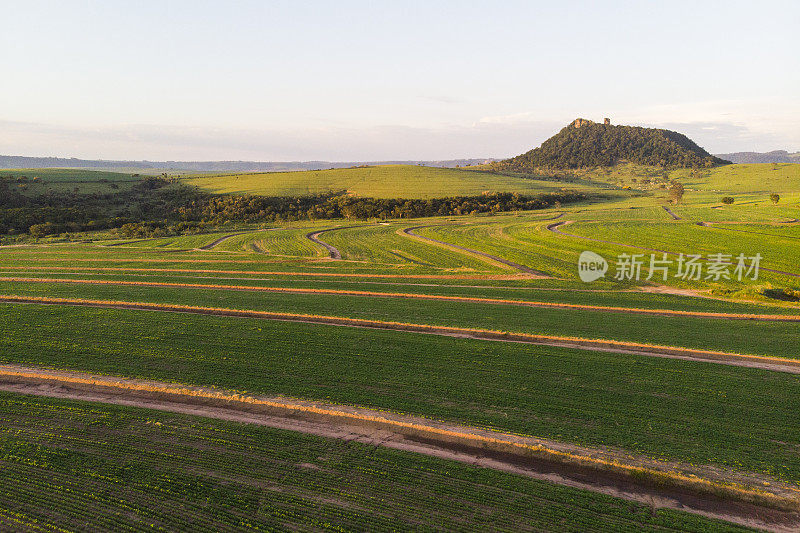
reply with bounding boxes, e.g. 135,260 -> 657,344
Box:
2,168 -> 140,194
180,164 -> 624,199
557,162 -> 800,203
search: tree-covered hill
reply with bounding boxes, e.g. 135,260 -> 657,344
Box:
496,119 -> 730,171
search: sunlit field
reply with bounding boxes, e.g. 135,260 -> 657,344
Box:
1,162 -> 799,530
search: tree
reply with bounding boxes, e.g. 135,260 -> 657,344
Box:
770,193 -> 780,205
29,222 -> 59,238
721,196 -> 735,205
667,182 -> 685,204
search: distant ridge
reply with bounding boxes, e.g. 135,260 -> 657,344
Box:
0,155 -> 497,172
714,150 -> 800,164
495,118 -> 729,171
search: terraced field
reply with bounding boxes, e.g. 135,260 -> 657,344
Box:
1,169 -> 800,530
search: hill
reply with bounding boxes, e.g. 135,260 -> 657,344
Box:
179,164 -> 615,199
714,150 -> 800,164
495,118 -> 729,171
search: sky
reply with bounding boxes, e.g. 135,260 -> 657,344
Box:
1,0 -> 798,161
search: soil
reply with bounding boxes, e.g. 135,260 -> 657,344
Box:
662,206 -> 681,220
198,229 -> 269,250
305,225 -> 376,259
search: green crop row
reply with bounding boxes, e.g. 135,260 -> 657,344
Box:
5,268 -> 798,314
2,278 -> 796,359
0,391 -> 752,531
2,303 -> 800,484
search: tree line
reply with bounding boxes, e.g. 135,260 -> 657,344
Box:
0,176 -> 590,238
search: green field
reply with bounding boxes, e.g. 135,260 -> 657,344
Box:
569,162 -> 800,205
180,164 -> 621,199
1,278 -> 798,357
4,304 -> 800,484
1,168 -> 140,195
1,162 -> 799,529
0,391 -> 750,532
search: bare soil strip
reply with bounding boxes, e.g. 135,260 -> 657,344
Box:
306,230 -> 342,259
0,364 -> 797,531
305,225 -> 375,259
0,265 -> 530,280
198,229 -> 269,250
402,224 -> 548,276
3,294 -> 800,374
3,276 -> 798,322
547,221 -> 800,279
103,237 -> 161,247
663,206 -> 682,220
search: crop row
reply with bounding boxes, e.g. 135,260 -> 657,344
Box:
0,279 -> 797,358
0,391 -> 752,532
2,303 -> 800,483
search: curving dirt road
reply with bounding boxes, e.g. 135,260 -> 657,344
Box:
0,363 -> 797,531
402,217 -> 561,276
198,229 -> 270,250
305,225 -> 375,259
3,294 -> 800,374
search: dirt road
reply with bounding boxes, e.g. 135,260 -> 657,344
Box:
198,229 -> 269,250
402,223 -> 550,275
0,364 -> 797,531
305,225 -> 375,259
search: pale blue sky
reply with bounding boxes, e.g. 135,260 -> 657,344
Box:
2,0 -> 798,160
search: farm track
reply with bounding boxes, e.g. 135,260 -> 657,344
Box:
547,221 -> 800,279
305,225 -> 376,259
663,206 -> 681,220
0,363 -> 798,532
3,295 -> 800,373
2,276 -> 799,321
198,229 -> 269,250
102,237 -> 161,247
402,221 -> 557,276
